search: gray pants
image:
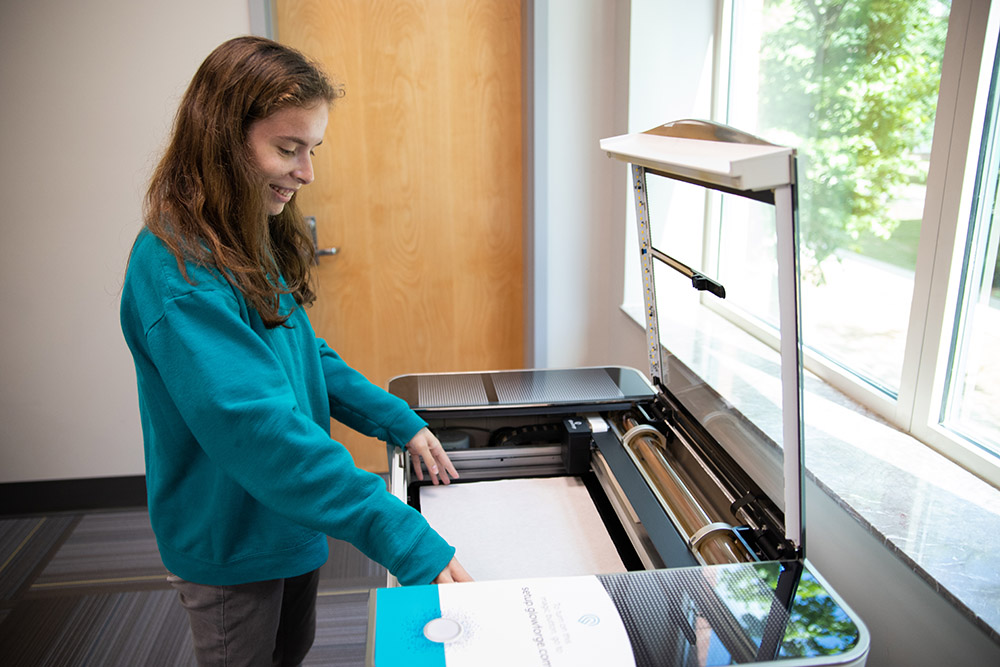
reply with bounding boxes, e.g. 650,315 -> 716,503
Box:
168,568 -> 320,667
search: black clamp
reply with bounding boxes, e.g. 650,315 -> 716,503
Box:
562,417 -> 592,475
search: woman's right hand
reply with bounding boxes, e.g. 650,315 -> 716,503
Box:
433,557 -> 474,584
406,427 -> 460,485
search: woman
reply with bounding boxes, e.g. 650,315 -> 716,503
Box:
121,36 -> 471,665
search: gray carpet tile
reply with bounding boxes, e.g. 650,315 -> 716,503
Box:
1,508 -> 383,666
305,590 -> 372,666
30,510 -> 168,596
0,588 -> 374,667
0,589 -> 195,667
0,515 -> 78,601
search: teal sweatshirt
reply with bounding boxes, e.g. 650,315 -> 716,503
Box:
120,228 -> 454,586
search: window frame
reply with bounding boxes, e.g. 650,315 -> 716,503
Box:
909,0 -> 1000,484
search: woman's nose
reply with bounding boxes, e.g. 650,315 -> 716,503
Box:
294,155 -> 314,185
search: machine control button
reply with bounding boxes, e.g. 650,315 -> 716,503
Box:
423,617 -> 463,643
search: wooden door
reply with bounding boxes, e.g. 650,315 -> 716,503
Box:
275,0 -> 524,471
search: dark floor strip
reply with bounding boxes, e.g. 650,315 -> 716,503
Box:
0,515 -> 79,601
29,510 -> 167,596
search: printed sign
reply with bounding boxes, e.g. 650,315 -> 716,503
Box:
373,576 -> 636,666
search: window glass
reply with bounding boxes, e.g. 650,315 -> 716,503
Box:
722,0 -> 951,395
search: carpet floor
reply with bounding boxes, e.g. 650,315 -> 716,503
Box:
0,508 -> 386,666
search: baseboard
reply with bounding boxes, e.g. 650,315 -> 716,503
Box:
0,475 -> 147,516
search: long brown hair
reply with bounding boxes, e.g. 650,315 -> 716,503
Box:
144,36 -> 341,328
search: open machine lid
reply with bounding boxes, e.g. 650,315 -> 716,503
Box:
601,119 -> 795,192
601,120 -> 806,555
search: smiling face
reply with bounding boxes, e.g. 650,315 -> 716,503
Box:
247,102 -> 330,216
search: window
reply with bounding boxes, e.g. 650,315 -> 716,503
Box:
626,0 -> 1000,487
720,0 -> 949,397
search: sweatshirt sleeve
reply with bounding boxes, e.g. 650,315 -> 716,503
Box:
142,284 -> 453,585
316,338 -> 427,447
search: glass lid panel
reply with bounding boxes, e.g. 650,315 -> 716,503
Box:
640,172 -> 794,530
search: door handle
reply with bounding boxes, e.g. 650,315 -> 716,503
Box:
305,216 -> 339,262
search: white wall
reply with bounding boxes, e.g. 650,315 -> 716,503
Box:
533,0 -> 1000,664
531,0 -> 630,368
0,0 -> 251,483
531,0 -> 715,371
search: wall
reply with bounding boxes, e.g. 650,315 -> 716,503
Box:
0,0 -> 250,483
531,0 -> 631,368
533,0 -> 1000,664
531,0 -> 713,370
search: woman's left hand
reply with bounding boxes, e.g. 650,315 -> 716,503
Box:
405,427 -> 459,485
433,556 -> 474,584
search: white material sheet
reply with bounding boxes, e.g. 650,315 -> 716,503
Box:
419,477 -> 627,581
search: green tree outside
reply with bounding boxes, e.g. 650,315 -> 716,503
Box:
756,0 -> 950,281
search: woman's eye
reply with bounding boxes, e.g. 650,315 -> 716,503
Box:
278,147 -> 295,156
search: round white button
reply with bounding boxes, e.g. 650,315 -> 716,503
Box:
423,617 -> 463,643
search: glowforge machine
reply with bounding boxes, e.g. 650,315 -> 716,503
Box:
365,121 -> 870,666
